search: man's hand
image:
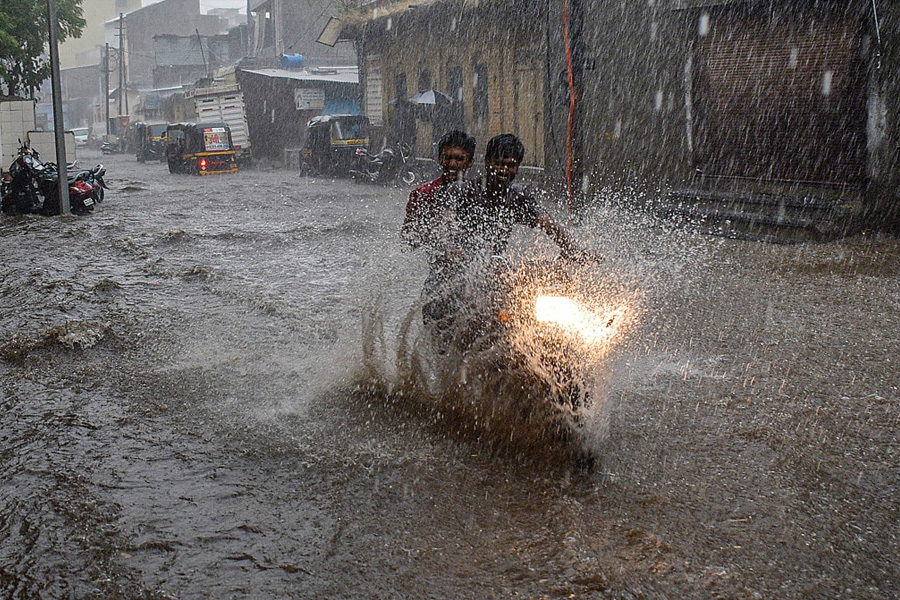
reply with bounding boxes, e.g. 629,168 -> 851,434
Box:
444,246 -> 467,264
562,247 -> 603,265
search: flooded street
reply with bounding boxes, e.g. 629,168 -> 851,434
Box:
2,150 -> 898,599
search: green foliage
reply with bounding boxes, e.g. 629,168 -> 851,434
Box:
0,0 -> 85,97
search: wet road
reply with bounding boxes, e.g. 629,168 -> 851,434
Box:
1,150 -> 898,599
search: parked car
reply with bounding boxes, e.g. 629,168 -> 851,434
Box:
71,127 -> 90,148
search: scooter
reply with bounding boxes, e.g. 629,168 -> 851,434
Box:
354,142 -> 417,186
70,164 -> 108,205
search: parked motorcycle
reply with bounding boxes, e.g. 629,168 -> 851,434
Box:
70,163 -> 107,206
1,145 -> 44,214
353,142 -> 417,185
1,144 -> 106,215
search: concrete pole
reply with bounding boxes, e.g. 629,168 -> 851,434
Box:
118,14 -> 124,118
104,43 -> 110,136
47,0 -> 69,215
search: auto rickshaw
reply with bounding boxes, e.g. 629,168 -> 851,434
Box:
134,122 -> 168,162
165,122 -> 238,175
299,115 -> 369,177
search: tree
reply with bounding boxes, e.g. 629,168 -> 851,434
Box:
0,0 -> 84,98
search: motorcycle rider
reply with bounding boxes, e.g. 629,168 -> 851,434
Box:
404,131 -> 598,345
454,133 -> 596,263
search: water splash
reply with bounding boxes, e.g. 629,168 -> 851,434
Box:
358,254 -> 640,461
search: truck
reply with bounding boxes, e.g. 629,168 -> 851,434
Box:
185,85 -> 251,164
0,98 -> 36,172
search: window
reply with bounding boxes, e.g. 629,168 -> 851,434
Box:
446,66 -> 464,129
331,117 -> 369,141
395,72 -> 408,102
473,63 -> 488,123
447,66 -> 463,103
365,55 -> 383,126
418,68 -> 432,92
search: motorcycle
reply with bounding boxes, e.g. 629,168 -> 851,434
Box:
1,144 -> 106,215
353,142 -> 417,185
69,163 -> 108,206
1,145 -> 44,214
397,255 -> 630,456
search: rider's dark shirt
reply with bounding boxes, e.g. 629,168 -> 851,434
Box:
454,178 -> 547,257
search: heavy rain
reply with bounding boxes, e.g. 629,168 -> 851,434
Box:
1,0 -> 899,598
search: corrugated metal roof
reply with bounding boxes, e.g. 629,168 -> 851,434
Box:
240,68 -> 359,84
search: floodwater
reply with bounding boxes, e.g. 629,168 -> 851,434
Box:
1,150 -> 898,599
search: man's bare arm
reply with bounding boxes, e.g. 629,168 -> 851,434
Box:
536,214 -> 602,264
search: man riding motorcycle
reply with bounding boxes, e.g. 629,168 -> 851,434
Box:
401,132 -> 600,348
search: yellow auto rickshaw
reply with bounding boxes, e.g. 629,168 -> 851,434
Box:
299,115 -> 369,177
134,122 -> 168,162
165,122 -> 238,175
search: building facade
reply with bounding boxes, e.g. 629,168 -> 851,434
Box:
108,0 -> 229,91
59,0 -> 142,70
247,0 -> 356,68
347,0 -> 900,232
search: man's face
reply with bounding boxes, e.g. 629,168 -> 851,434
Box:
439,146 -> 473,181
485,156 -> 519,189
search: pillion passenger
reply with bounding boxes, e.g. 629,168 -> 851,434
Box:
401,129 -> 476,252
400,130 -> 477,332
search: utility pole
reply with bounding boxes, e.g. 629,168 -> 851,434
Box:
103,43 -> 110,136
117,13 -> 124,118
46,0 -> 69,214
561,0 -> 585,215
123,18 -> 128,116
196,29 -> 209,79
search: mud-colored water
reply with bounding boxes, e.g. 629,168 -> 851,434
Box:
1,150 -> 898,599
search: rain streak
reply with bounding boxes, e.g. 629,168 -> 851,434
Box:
1,0 -> 899,598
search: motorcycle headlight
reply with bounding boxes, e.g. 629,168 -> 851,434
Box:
534,296 -> 580,327
534,295 -> 625,346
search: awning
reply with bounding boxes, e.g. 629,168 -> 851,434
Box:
240,67 -> 358,85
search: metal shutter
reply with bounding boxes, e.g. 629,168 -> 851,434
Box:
693,11 -> 867,185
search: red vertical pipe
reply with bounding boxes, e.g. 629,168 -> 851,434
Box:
562,0 -> 576,213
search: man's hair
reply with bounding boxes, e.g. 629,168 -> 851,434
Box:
438,130 -> 476,159
484,133 -> 525,163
